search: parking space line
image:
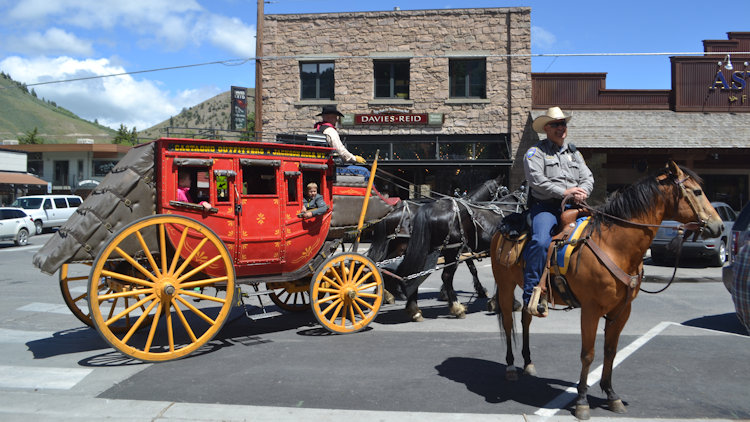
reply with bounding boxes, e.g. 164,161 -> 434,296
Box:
534,320 -> 675,419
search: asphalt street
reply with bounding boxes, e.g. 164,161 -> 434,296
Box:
0,233 -> 747,421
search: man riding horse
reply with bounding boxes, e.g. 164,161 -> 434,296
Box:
523,106 -> 594,316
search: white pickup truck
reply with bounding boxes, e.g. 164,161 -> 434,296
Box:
11,195 -> 82,234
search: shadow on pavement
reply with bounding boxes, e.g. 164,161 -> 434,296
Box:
682,312 -> 748,335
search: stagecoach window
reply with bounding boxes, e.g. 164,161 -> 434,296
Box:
286,174 -> 299,204
242,166 -> 276,195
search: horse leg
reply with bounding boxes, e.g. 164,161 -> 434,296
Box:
465,259 -> 488,298
405,290 -> 423,322
600,304 -> 632,415
575,307 -> 601,420
441,250 -> 466,318
495,288 -> 518,380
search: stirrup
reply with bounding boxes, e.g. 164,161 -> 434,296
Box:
527,286 -> 548,318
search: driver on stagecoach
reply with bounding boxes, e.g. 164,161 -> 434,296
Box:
523,106 -> 594,317
314,105 -> 370,178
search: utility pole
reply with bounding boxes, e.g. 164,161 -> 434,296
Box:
254,0 -> 264,141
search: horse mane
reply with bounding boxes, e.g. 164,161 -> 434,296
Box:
589,165 -> 702,231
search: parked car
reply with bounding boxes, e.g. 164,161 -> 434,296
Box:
649,201 -> 735,267
0,207 -> 35,246
722,202 -> 750,293
10,195 -> 82,234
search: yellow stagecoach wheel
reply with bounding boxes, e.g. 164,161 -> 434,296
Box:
88,215 -> 235,362
60,262 -> 154,333
267,281 -> 310,312
59,262 -> 95,327
310,253 -> 383,334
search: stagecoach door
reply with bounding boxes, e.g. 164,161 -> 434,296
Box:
236,158 -> 282,265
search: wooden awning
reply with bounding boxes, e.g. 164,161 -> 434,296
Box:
0,172 -> 48,186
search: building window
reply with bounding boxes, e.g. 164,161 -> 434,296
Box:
449,59 -> 486,98
374,60 -> 409,99
300,62 -> 334,100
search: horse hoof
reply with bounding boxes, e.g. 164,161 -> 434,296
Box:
486,299 -> 497,313
449,302 -> 466,318
411,312 -> 424,322
505,366 -> 518,381
609,399 -> 626,414
384,291 -> 395,304
523,363 -> 537,377
575,404 -> 591,420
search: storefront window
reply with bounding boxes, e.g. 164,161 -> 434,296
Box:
300,62 -> 334,100
393,141 -> 436,160
449,59 -> 486,98
374,60 -> 410,99
348,143 -> 390,161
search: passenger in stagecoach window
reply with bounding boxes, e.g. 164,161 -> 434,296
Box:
314,105 -> 370,178
300,182 -> 328,218
177,170 -> 212,210
522,106 -> 594,317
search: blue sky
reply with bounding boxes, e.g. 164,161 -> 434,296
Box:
0,0 -> 748,131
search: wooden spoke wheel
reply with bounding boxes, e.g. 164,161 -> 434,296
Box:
88,215 -> 235,362
311,253 -> 383,334
267,281 -> 310,312
60,262 -> 154,333
60,262 -> 95,327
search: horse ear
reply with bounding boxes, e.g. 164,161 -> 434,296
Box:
667,161 -> 683,177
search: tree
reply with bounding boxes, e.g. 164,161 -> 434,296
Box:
19,127 -> 43,144
113,124 -> 133,145
130,127 -> 138,145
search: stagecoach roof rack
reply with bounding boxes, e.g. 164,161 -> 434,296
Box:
275,133 -> 328,147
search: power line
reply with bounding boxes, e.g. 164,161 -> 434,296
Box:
7,50 -> 750,89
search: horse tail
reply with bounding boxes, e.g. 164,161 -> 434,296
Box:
396,206 -> 432,287
489,231 -> 517,346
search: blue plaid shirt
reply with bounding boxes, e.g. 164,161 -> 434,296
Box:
732,242 -> 750,333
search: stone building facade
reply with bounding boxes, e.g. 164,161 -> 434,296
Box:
261,7 -> 532,196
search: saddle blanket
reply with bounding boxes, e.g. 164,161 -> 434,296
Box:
555,216 -> 590,275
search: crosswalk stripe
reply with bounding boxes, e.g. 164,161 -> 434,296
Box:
0,365 -> 92,390
0,327 -> 54,343
17,302 -> 71,315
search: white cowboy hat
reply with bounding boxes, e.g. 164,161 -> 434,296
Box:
532,106 -> 572,133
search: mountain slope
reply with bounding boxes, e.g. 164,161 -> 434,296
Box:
139,89 -> 255,141
0,73 -> 116,143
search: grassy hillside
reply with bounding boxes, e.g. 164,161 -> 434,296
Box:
0,73 -> 116,143
139,89 -> 255,141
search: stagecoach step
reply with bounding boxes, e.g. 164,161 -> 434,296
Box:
247,311 -> 282,321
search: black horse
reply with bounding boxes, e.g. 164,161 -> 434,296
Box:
367,174 -> 512,302
394,194 -> 522,321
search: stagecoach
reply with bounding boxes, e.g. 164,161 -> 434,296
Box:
33,137 -> 397,362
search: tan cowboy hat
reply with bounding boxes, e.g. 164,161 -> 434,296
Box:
532,106 -> 572,133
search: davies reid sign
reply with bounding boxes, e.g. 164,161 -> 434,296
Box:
354,113 -> 429,125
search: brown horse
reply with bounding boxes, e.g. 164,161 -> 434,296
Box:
489,162 -> 723,420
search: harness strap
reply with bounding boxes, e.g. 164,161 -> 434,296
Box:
581,237 -> 642,289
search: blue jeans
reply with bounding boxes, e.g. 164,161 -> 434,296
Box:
336,165 -> 370,178
522,203 -> 560,305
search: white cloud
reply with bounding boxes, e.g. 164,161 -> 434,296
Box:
195,15 -> 256,58
0,56 -> 221,130
13,28 -> 94,56
531,26 -> 557,50
6,0 -> 254,58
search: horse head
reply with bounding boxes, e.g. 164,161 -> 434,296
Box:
661,161 -> 723,238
